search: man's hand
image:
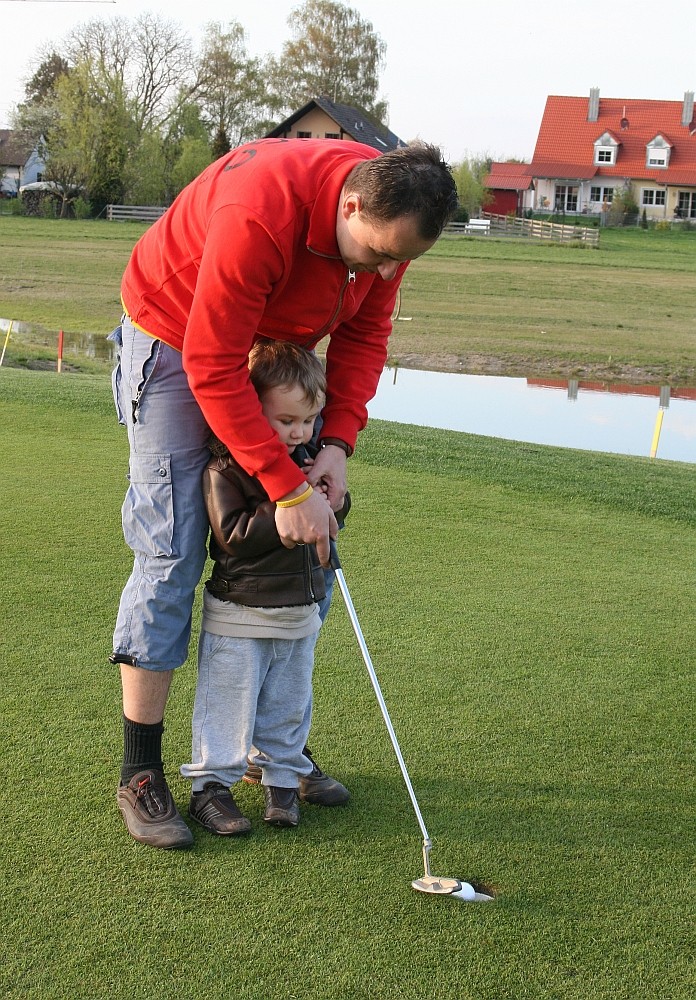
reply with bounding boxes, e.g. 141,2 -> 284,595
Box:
275,487 -> 338,567
305,444 -> 348,511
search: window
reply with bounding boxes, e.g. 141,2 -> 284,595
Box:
590,186 -> 613,203
646,137 -> 670,169
296,130 -> 312,139
593,133 -> 618,166
555,185 -> 578,212
324,132 -> 340,139
642,189 -> 666,206
677,191 -> 696,218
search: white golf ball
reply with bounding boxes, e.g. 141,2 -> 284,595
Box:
452,881 -> 476,901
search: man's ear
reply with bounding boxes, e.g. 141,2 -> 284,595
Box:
341,191 -> 362,220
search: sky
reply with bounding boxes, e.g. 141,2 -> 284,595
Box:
1,0 -> 695,163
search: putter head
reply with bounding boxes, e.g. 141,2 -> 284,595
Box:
412,875 -> 494,902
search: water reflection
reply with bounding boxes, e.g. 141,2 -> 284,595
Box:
369,367 -> 696,464
60,329 -> 116,361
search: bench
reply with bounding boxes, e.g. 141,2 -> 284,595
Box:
463,218 -> 491,235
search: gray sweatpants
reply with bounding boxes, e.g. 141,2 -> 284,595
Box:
180,630 -> 317,792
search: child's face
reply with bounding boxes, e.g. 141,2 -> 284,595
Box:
261,384 -> 324,452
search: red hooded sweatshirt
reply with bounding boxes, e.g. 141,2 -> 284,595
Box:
121,138 -> 407,500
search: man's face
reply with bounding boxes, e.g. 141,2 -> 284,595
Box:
335,193 -> 435,280
261,384 -> 324,453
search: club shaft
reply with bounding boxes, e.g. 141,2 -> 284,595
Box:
334,567 -> 431,847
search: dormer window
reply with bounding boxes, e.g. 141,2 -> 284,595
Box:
593,132 -> 619,166
646,135 -> 671,169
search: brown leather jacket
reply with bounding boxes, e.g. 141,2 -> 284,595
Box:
203,443 -> 350,608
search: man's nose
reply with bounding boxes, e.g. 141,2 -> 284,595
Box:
377,260 -> 400,280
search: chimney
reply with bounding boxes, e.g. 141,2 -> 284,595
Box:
682,91 -> 694,126
588,87 -> 600,122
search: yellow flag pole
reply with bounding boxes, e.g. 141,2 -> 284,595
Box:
0,320 -> 13,367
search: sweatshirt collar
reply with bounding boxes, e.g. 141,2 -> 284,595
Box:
306,164 -> 349,259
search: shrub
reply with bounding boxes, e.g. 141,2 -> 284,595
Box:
73,196 -> 92,220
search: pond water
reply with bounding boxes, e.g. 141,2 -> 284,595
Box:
368,367 -> 696,464
5,322 -> 693,463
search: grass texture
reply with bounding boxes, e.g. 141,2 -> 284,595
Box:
0,369 -> 694,999
0,217 -> 694,382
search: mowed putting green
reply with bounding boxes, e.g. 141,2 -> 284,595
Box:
1,369 -> 693,1000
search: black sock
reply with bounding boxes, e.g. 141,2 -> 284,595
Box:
121,715 -> 164,785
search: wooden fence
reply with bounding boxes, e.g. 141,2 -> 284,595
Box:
446,213 -> 599,246
106,204 -> 167,223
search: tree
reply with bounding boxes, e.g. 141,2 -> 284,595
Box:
270,0 -> 387,120
195,21 -> 280,148
211,126 -> 231,160
170,137 -> 213,196
24,52 -> 70,105
158,97 -> 210,202
17,68 -> 91,218
125,129 -> 168,206
17,14 -> 201,210
451,155 -> 493,220
64,13 -> 196,136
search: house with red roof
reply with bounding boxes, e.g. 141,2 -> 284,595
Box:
485,89 -> 696,220
481,162 -> 534,216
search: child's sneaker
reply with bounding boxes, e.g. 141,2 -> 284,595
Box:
189,782 -> 251,835
244,746 -> 350,806
263,786 -> 300,827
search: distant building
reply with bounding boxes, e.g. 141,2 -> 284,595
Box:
265,96 -> 405,152
0,130 -> 45,196
482,162 -> 534,216
484,90 -> 696,220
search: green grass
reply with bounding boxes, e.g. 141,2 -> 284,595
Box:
0,217 -> 694,383
1,369 -> 694,999
390,228 -> 696,381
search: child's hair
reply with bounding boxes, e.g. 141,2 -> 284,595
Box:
248,338 -> 326,407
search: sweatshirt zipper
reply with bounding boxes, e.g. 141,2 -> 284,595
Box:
318,267 -> 355,340
307,250 -> 356,341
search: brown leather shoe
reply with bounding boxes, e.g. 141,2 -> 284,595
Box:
189,783 -> 252,836
263,786 -> 300,827
117,769 -> 193,849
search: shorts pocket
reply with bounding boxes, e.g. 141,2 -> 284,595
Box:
122,454 -> 174,557
107,325 -> 124,425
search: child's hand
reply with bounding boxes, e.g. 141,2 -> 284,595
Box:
303,457 -> 328,496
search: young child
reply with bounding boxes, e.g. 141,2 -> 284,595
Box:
181,340 -> 350,833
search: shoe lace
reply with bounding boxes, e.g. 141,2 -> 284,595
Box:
135,772 -> 169,816
302,745 -> 324,779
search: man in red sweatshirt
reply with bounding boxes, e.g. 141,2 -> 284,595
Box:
110,138 -> 457,848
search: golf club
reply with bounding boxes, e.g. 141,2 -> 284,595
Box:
329,545 -> 493,902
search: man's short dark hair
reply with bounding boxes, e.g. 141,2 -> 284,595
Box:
344,142 -> 458,241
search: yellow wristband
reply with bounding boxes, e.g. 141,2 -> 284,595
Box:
276,483 -> 313,508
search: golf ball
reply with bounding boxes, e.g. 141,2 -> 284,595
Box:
451,881 -> 476,901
